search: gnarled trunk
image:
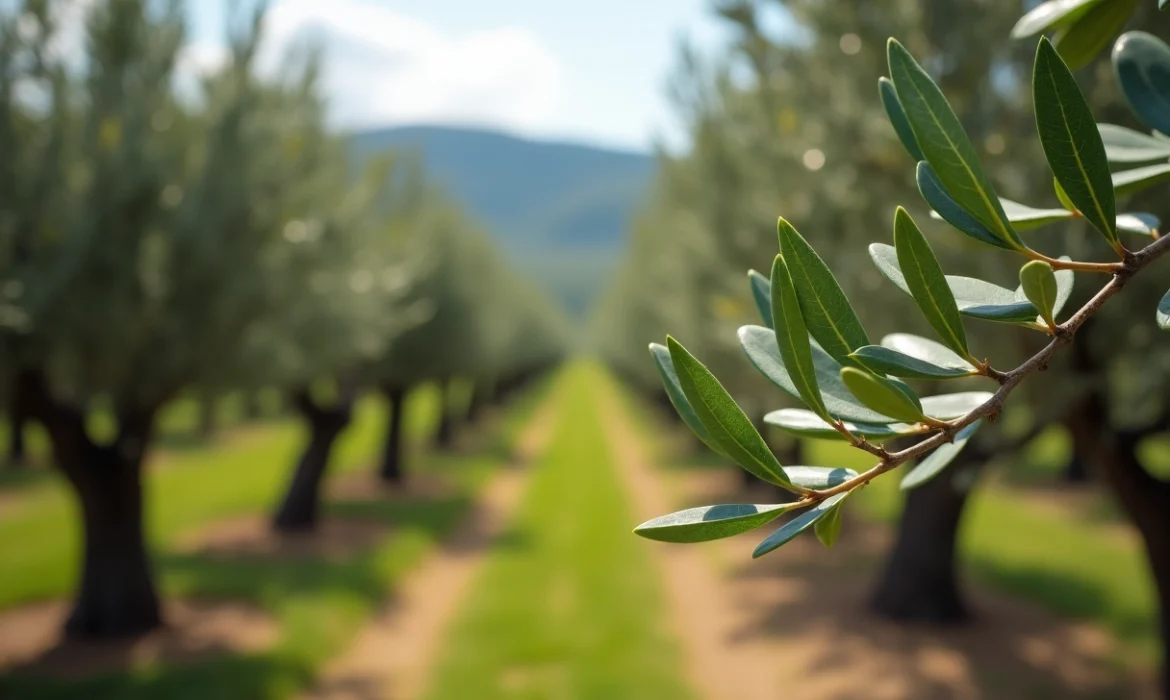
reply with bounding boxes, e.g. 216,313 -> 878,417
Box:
379,385 -> 409,484
870,451 -> 985,623
17,370 -> 162,638
272,390 -> 353,533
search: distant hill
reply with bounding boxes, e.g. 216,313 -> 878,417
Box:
349,125 -> 655,315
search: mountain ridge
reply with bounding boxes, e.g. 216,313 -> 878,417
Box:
348,125 -> 655,314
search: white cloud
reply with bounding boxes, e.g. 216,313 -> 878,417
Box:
255,0 -> 565,133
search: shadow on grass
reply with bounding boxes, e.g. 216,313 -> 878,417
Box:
0,488 -> 480,699
0,464 -> 55,493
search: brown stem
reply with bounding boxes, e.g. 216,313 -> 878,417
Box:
806,232 -> 1170,501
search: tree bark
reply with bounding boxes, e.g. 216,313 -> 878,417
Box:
17,370 -> 162,638
1089,399 -> 1170,699
378,385 -> 409,484
870,451 -> 985,623
465,382 -> 485,425
272,390 -> 352,533
433,379 -> 455,450
7,390 -> 28,467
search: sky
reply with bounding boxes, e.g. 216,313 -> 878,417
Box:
183,0 -> 730,153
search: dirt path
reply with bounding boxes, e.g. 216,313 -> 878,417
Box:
301,395 -> 560,700
597,385 -> 1154,700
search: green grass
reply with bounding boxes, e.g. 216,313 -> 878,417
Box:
424,365 -> 694,700
0,379 -> 549,699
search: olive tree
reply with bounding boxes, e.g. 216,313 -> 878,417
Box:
0,0 -> 413,637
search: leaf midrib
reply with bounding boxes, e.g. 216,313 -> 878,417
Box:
1046,58 -> 1114,241
785,239 -> 856,355
903,66 -> 1016,246
686,363 -> 784,481
904,236 -> 965,352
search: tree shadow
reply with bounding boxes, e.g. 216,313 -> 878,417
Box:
671,468 -> 1153,699
713,523 -> 1150,699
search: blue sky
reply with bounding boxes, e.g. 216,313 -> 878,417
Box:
183,0 -> 729,152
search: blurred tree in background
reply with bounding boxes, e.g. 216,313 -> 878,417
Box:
0,0 -> 565,640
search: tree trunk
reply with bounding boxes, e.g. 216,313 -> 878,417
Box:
465,382 -> 485,425
272,391 -> 352,533
433,379 -> 455,450
870,451 -> 985,623
67,446 -> 160,636
16,370 -> 162,638
379,385 -> 409,484
1094,410 -> 1170,698
7,390 -> 28,467
1062,401 -> 1096,483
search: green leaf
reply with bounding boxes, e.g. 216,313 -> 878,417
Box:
893,207 -> 969,356
753,493 -> 848,558
1098,124 -> 1170,163
849,345 -> 975,380
765,409 -> 927,441
920,392 -> 994,420
884,333 -> 978,370
900,420 -> 983,490
634,503 -> 798,543
1017,261 -> 1074,322
1113,163 -> 1170,197
667,337 -> 792,489
1052,0 -> 1137,71
770,255 -> 829,420
840,366 -> 926,424
888,39 -> 1024,249
814,494 -> 847,548
1158,289 -> 1170,330
1113,31 -> 1170,135
748,269 -> 772,329
776,218 -> 869,363
1034,37 -> 1117,246
1020,260 -> 1059,327
1011,0 -> 1107,38
738,325 -> 899,425
1117,213 -> 1160,236
786,466 -> 858,489
998,198 -> 1076,229
917,162 -> 1014,249
870,243 -> 1039,324
879,76 -> 924,160
1054,178 -> 1076,210
649,343 -> 724,456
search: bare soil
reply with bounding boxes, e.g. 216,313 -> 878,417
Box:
0,598 -> 278,679
598,386 -> 1156,700
300,396 -> 560,700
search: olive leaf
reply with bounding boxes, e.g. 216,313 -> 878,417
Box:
777,218 -> 869,363
753,493 -> 848,558
667,337 -> 793,489
770,254 -> 829,420
900,421 -> 983,490
1019,260 -> 1059,328
634,503 -> 800,544
840,366 -> 927,424
888,39 -> 1024,250
893,207 -> 969,357
1034,37 -> 1117,247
